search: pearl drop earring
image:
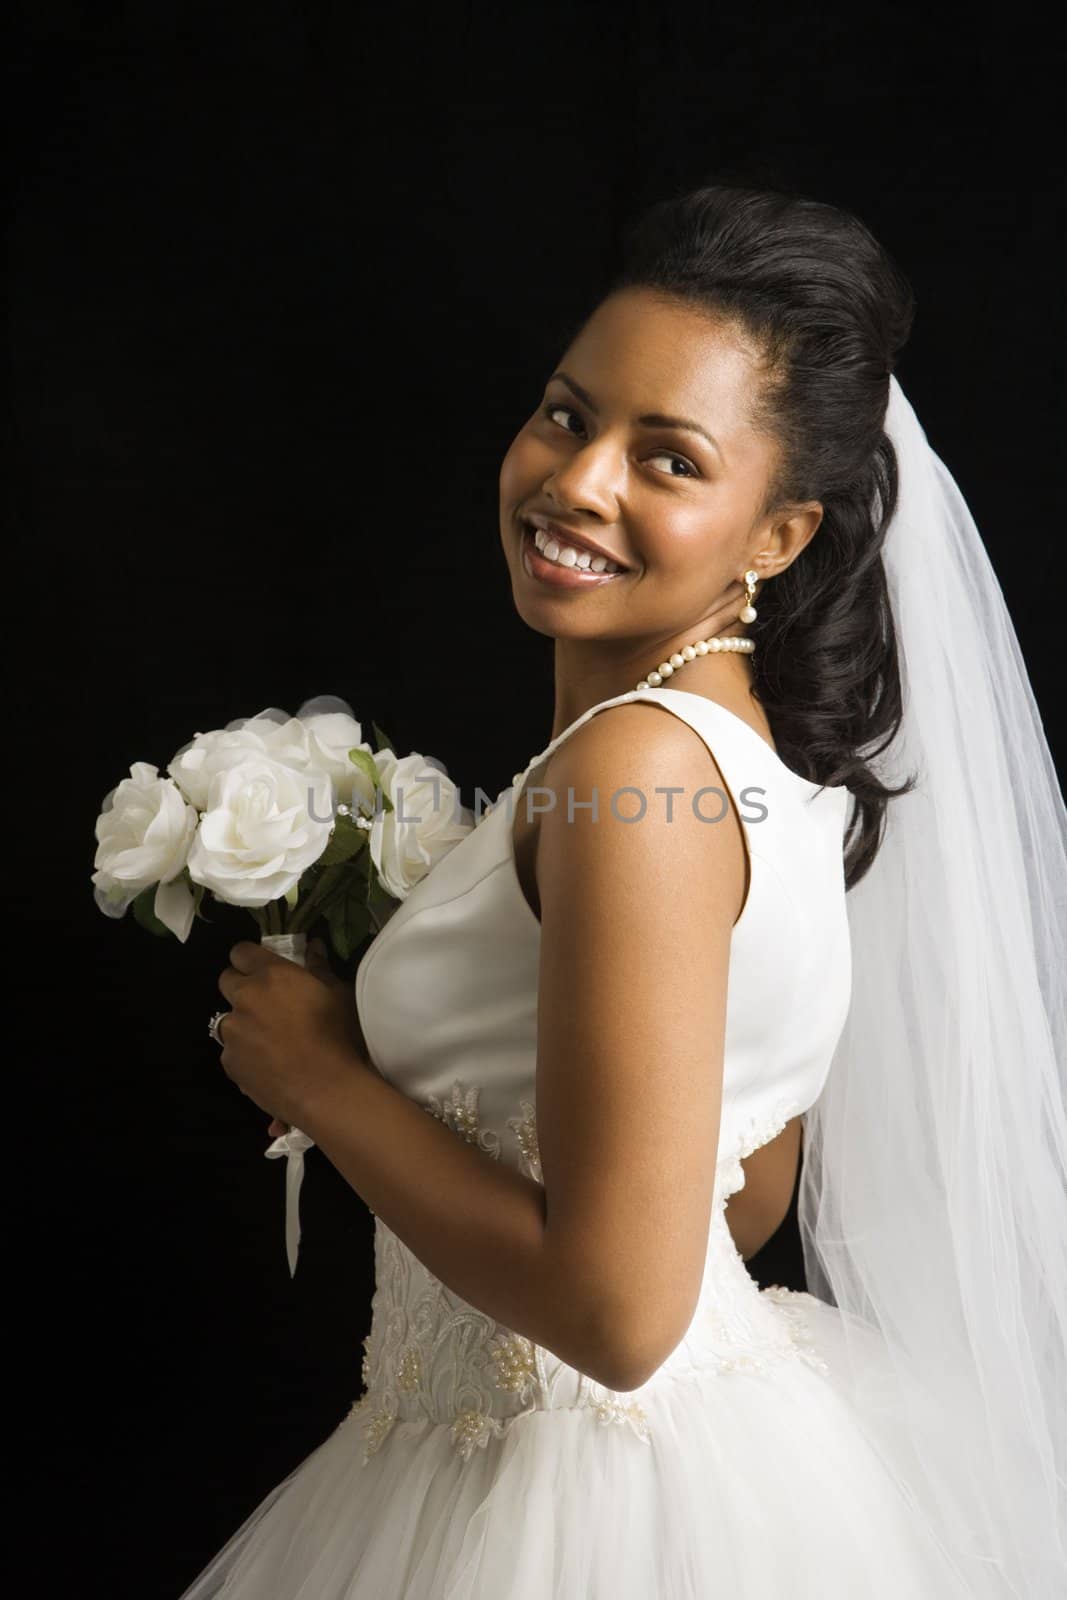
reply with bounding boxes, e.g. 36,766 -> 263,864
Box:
739,569 -> 759,624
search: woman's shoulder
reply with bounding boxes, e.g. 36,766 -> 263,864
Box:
531,694 -> 742,812
534,692 -> 738,795
530,700 -> 750,929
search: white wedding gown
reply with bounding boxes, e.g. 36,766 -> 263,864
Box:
179,686 -> 976,1598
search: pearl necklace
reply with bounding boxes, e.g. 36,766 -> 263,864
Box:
511,572 -> 759,786
633,630 -> 753,693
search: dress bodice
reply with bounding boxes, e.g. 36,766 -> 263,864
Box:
350,686 -> 853,1462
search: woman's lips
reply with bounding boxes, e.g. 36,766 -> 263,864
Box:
519,524 -> 627,589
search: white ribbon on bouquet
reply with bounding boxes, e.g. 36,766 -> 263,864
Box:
260,931 -> 316,1278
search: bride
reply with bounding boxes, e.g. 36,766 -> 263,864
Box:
179,184 -> 1066,1597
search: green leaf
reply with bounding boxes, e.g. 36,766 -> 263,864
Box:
316,812 -> 370,867
348,747 -> 393,815
348,746 -> 381,785
371,720 -> 394,754
366,869 -> 401,933
324,889 -> 373,961
132,885 -> 171,938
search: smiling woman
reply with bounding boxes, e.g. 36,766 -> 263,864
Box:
177,183 -> 1067,1600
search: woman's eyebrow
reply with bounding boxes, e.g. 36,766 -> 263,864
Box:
549,370 -> 724,463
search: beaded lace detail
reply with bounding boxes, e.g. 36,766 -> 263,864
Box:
347,1086 -> 824,1465
424,1081 -> 503,1160
506,1098 -> 542,1182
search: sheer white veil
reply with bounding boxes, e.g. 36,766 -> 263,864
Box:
797,376 -> 1067,1596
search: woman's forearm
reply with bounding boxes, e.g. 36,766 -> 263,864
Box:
295,1054 -> 614,1384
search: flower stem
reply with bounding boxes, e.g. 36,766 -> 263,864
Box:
290,864 -> 350,934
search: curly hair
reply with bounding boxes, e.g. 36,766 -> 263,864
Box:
566,183 -> 919,889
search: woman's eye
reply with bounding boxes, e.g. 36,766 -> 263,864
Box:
540,402 -> 698,479
543,403 -> 582,435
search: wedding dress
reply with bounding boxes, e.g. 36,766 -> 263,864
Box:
178,683 -> 986,1599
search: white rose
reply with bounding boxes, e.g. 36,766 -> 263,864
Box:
92,762 -> 198,941
186,754 -> 334,907
301,710 -> 378,811
369,750 -> 474,900
168,712 -> 314,811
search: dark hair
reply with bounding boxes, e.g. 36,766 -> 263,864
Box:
573,183 -> 919,890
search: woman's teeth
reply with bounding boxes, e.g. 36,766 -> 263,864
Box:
532,527 -> 621,574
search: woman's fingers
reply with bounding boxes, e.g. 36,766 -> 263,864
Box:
268,1117 -> 289,1137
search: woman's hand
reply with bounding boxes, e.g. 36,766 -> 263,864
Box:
215,937 -> 370,1133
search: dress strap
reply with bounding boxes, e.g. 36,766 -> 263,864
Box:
513,685 -> 840,808
513,686 -> 770,792
511,689 -> 653,788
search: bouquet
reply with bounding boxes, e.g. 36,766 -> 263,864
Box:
92,693 -> 475,1273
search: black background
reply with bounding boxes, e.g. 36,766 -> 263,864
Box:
11,4 -> 1064,1595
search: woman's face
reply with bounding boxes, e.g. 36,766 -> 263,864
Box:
498,287 -> 820,651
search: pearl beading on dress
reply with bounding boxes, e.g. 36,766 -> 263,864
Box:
347,1084 -> 827,1466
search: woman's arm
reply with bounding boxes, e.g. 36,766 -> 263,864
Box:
297,1064 -> 611,1380
299,701 -> 740,1393
528,703 -> 738,1388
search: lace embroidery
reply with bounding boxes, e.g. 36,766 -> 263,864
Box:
348,1394 -> 397,1459
348,1205 -> 653,1467
506,1098 -> 542,1181
450,1408 -> 507,1459
395,1345 -> 422,1392
488,1331 -> 539,1399
696,1263 -> 831,1378
424,1080 -> 502,1159
760,1286 -> 831,1376
424,1079 -> 540,1178
348,1089 -> 822,1465
715,1095 -> 803,1205
590,1397 -> 652,1443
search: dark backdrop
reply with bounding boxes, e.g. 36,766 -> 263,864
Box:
12,5 -> 1064,1595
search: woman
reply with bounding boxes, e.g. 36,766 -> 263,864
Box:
180,185 -> 1066,1597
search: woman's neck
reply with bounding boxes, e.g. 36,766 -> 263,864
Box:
548,631 -> 757,744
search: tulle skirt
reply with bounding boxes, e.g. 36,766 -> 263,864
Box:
177,1293 -> 982,1599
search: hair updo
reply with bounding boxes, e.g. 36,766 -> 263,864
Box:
569,183 -> 918,890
